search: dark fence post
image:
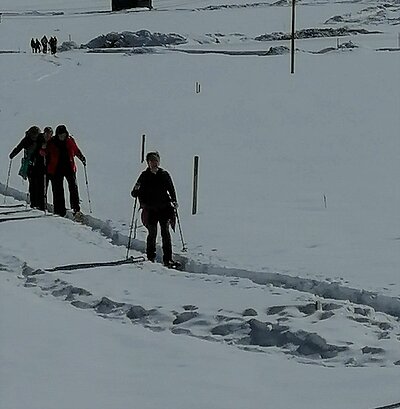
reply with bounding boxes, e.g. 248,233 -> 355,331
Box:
192,155 -> 199,215
290,0 -> 296,74
141,134 -> 146,163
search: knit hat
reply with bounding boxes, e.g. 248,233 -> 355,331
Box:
146,151 -> 160,162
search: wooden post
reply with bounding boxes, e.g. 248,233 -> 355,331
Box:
323,194 -> 327,209
290,0 -> 296,74
192,155 -> 199,215
141,134 -> 146,163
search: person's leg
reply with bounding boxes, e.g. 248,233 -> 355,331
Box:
146,224 -> 157,261
32,171 -> 45,210
65,173 -> 80,213
145,208 -> 159,261
51,175 -> 66,216
28,175 -> 36,208
159,208 -> 173,264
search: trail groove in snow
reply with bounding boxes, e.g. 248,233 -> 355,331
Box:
2,183 -> 400,320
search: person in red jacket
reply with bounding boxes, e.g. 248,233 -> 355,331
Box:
46,125 -> 86,217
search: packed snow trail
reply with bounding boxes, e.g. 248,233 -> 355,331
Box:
1,187 -> 400,320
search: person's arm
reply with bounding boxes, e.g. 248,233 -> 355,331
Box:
70,137 -> 86,165
9,138 -> 27,159
131,173 -> 144,198
165,171 -> 177,205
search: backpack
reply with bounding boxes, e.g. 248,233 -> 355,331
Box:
18,157 -> 31,180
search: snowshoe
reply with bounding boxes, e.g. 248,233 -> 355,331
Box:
163,260 -> 182,270
73,211 -> 85,223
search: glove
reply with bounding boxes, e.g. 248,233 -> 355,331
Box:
131,182 -> 140,198
81,156 -> 86,166
9,152 -> 15,160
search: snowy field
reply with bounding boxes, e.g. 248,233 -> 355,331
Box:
1,0 -> 400,408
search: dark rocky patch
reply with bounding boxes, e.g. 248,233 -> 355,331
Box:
320,311 -> 335,320
83,30 -> 187,49
211,322 -> 249,336
173,311 -> 199,325
249,319 -> 347,358
94,297 -> 126,314
362,346 -> 384,354
243,308 -> 258,317
52,285 -> 92,299
71,300 -> 95,309
267,306 -> 286,315
171,327 -> 192,335
126,305 -> 150,320
298,303 -> 318,315
183,305 -> 198,311
255,27 -> 381,42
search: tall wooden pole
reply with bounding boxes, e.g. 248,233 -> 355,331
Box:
141,134 -> 146,163
290,0 -> 296,74
192,155 -> 199,215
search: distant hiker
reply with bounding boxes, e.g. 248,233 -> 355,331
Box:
9,126 -> 43,208
30,38 -> 35,53
49,36 -> 57,55
46,125 -> 86,218
35,38 -> 41,53
41,35 -> 48,53
131,151 -> 178,267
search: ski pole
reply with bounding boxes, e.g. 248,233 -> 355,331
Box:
83,164 -> 93,213
175,208 -> 187,252
3,159 -> 12,204
126,197 -> 138,259
133,216 -> 138,240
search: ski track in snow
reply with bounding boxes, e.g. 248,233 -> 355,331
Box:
1,187 -> 400,367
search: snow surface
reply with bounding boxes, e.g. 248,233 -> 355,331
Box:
1,0 -> 400,408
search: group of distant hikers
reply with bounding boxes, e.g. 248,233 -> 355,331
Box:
30,35 -> 58,54
8,128 -> 179,267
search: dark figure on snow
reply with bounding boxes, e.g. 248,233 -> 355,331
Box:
35,38 -> 41,53
46,125 -> 86,218
30,38 -> 35,53
36,126 -> 54,210
9,126 -> 46,209
41,35 -> 48,54
49,36 -> 57,55
131,151 -> 178,266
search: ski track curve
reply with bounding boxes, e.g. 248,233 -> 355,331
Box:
1,182 -> 400,320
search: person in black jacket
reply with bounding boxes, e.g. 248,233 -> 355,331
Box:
131,151 -> 178,266
34,126 -> 53,210
9,125 -> 43,208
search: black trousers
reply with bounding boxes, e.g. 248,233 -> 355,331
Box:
146,207 -> 173,263
50,173 -> 80,217
28,170 -> 48,210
